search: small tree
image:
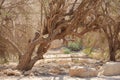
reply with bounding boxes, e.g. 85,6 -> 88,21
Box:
102,17 -> 120,61
99,0 -> 120,61
17,0 -> 103,70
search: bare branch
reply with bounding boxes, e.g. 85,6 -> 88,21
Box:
0,0 -> 5,8
5,37 -> 23,57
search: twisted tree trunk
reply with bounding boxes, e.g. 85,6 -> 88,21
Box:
16,31 -> 50,70
0,35 -> 7,62
109,45 -> 116,61
17,42 -> 49,70
16,0 -> 102,71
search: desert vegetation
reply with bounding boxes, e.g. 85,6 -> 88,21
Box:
0,0 -> 120,79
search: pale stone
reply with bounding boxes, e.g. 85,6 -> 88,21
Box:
44,54 -> 71,59
8,62 -> 17,66
0,71 -> 4,76
3,69 -> 21,76
56,54 -> 71,58
71,53 -> 88,58
99,62 -> 120,76
43,54 -> 57,59
49,68 -> 62,75
44,58 -> 72,64
72,58 -> 98,64
57,59 -> 72,65
44,53 -> 87,59
69,66 -> 98,77
24,71 -> 34,76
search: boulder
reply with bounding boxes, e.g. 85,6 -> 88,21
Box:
44,58 -> 72,64
72,58 -> 98,64
99,62 -> 120,76
44,54 -> 71,59
71,53 -> 88,58
49,67 -> 63,75
0,71 -> 5,76
24,70 -> 34,76
69,66 -> 98,77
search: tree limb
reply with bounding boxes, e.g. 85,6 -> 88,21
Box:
5,37 -> 23,58
0,0 -> 5,8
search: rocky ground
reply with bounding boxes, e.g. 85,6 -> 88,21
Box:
0,50 -> 120,80
0,75 -> 120,80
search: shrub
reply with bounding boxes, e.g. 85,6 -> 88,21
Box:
63,48 -> 71,54
83,47 -> 92,55
116,50 -> 120,60
67,39 -> 82,51
0,58 -> 8,64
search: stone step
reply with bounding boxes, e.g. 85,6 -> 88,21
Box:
43,52 -> 88,59
69,66 -> 98,77
99,62 -> 120,76
37,58 -> 98,65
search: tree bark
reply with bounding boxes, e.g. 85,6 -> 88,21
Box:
109,48 -> 116,61
16,44 -> 36,70
108,41 -> 116,61
16,0 -> 103,71
16,41 -> 49,71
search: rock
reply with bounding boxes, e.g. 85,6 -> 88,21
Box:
44,53 -> 87,59
34,59 -> 44,66
44,54 -> 71,59
69,66 -> 98,77
44,58 -> 72,64
72,58 -> 98,64
71,53 -> 88,58
43,54 -> 57,59
57,58 -> 72,64
3,69 -> 21,76
0,71 -> 5,76
62,64 -> 71,69
8,62 -> 17,66
99,62 -> 120,76
24,70 -> 34,76
49,68 -> 61,74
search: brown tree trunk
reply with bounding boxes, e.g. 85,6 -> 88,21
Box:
108,41 -> 116,61
17,41 -> 49,71
16,44 -> 36,70
109,48 -> 116,61
16,54 -> 32,71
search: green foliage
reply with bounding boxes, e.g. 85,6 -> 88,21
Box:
67,39 -> 82,51
103,51 -> 109,60
116,50 -> 120,59
63,48 -> 71,54
0,58 -> 8,64
83,47 -> 92,55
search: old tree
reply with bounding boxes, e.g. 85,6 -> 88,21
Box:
0,0 -> 120,71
